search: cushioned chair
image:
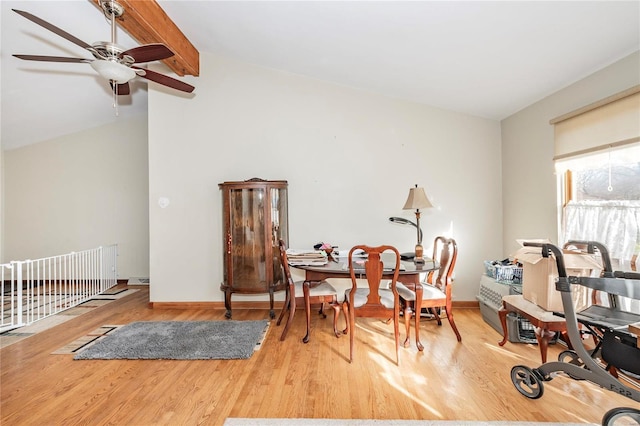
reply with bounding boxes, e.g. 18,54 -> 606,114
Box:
276,239 -> 342,343
398,236 -> 461,351
343,245 -> 401,364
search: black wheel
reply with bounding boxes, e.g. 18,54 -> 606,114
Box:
558,350 -> 585,380
559,349 -> 581,364
602,407 -> 640,426
511,365 -> 544,399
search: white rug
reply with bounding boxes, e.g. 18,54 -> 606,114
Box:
224,420 -> 594,426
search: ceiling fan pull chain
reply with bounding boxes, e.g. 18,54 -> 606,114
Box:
607,147 -> 613,192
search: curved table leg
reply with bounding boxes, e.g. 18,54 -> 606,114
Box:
498,307 -> 509,346
303,282 -> 312,343
402,304 -> 412,348
331,302 -> 342,338
269,289 -> 276,319
535,327 -> 555,363
342,301 -> 350,335
224,290 -> 232,319
414,285 -> 424,351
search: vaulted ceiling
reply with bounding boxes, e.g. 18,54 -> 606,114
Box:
87,0 -> 199,77
2,1 -> 639,151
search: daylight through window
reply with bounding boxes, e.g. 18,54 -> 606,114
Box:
556,144 -> 640,272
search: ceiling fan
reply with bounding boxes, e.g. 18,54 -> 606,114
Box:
12,0 -> 195,103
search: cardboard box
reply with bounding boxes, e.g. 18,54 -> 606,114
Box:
512,246 -> 602,312
629,322 -> 640,348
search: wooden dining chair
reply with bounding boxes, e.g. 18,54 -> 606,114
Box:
343,245 -> 401,364
398,236 -> 461,351
275,239 -> 342,343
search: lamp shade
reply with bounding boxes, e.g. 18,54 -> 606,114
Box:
402,186 -> 432,210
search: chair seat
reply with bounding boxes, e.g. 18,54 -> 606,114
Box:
295,280 -> 337,298
422,284 -> 446,301
345,287 -> 395,309
396,282 -> 415,301
396,282 -> 446,301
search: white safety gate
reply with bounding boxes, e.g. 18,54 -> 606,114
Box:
1,245 -> 118,333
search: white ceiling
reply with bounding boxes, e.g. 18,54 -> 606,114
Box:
2,1 -> 639,151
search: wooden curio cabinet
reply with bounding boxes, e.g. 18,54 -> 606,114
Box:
219,178 -> 289,319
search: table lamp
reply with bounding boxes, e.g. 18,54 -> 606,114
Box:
402,184 -> 432,263
388,217 -> 421,260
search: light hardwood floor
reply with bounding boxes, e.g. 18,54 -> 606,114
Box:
1,285 -> 636,425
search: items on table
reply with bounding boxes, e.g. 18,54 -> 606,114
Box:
286,249 -> 328,266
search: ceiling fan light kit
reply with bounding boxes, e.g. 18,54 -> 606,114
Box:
90,60 -> 136,84
12,0 -> 194,110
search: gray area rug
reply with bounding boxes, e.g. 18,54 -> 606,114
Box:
74,320 -> 269,360
224,420 -> 594,426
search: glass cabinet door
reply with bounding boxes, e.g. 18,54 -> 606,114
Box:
229,187 -> 267,291
270,187 -> 288,285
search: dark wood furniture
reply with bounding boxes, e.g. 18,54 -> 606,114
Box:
275,239 -> 342,342
498,294 -> 568,363
294,253 -> 437,349
296,255 -> 435,285
219,178 -> 288,319
398,236 -> 461,351
344,245 -> 402,364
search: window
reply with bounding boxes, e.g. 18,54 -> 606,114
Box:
552,87 -> 639,313
556,144 -> 640,272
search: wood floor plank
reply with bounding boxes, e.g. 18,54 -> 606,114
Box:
1,285 -> 637,425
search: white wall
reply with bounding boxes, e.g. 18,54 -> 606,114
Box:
501,51 -> 640,256
0,146 -> 4,263
3,115 -> 150,279
4,51 -> 636,304
148,52 -> 503,303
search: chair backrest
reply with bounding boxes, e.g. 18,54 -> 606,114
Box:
348,245 -> 401,310
426,236 -> 458,292
278,239 -> 295,288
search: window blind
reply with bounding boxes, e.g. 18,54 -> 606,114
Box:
551,86 -> 640,161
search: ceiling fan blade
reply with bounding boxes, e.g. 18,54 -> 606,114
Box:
13,54 -> 91,63
121,44 -> 175,64
12,9 -> 92,50
132,66 -> 195,93
110,82 -> 131,96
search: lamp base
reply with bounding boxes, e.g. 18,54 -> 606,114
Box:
414,244 -> 425,264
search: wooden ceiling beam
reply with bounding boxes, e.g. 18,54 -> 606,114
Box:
89,0 -> 199,77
